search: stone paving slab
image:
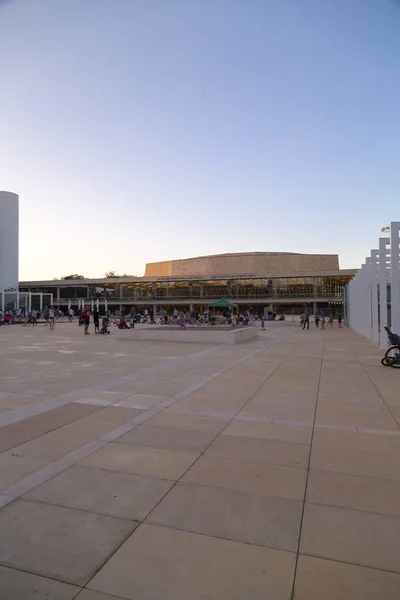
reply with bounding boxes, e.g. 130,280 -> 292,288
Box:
26,465 -> 174,520
221,418 -> 313,444
0,565 -> 79,600
182,454 -> 307,499
79,442 -> 199,480
146,411 -> 231,432
294,555 -> 400,600
300,503 -> 400,572
0,498 -> 137,585
310,444 -> 400,479
88,523 -> 296,600
204,433 -> 310,467
147,481 -> 302,551
75,591 -> 125,600
306,469 -> 400,516
116,424 -> 216,453
0,322 -> 399,598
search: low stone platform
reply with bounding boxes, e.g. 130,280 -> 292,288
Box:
114,325 -> 258,344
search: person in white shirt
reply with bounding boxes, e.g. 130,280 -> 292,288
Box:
49,306 -> 55,330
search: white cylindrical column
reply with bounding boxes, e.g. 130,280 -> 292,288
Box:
0,192 -> 19,292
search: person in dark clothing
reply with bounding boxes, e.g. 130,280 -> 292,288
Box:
303,311 -> 310,330
82,306 -> 90,335
93,309 -> 100,334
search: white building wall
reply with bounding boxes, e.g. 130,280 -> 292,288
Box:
0,191 -> 19,291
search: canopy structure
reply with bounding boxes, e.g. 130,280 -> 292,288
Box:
208,298 -> 237,308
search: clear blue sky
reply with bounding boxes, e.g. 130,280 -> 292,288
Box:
1,0 -> 400,280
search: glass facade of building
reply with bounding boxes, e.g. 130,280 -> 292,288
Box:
20,274 -> 353,307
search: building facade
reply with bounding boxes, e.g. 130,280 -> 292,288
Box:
20,252 -> 355,315
145,252 -> 339,277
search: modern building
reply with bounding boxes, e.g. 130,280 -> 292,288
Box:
20,251 -> 356,315
0,191 -> 19,291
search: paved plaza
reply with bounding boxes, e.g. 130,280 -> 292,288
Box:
0,321 -> 399,599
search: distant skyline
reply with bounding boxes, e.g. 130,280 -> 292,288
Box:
1,0 -> 400,280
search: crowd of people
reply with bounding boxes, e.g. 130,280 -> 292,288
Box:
1,305 -> 343,333
68,306 -> 285,334
300,310 -> 343,330
0,306 -> 64,326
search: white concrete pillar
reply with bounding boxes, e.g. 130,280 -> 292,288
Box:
379,237 -> 390,348
390,222 -> 400,333
96,299 -> 99,312
40,294 -> 43,310
370,250 -> 379,345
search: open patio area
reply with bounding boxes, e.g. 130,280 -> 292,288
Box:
0,320 -> 399,599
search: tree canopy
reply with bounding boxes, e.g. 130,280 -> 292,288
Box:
61,274 -> 86,280
104,271 -> 133,278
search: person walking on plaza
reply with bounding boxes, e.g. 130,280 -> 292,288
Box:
31,308 -> 38,326
302,310 -> 310,330
337,314 -> 342,328
49,306 -> 55,330
83,305 -> 91,335
320,311 -> 326,330
328,313 -> 334,328
43,305 -> 50,326
68,307 -> 74,322
314,313 -> 320,328
93,308 -> 100,334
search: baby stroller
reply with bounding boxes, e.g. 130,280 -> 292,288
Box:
118,316 -> 129,329
100,317 -> 110,335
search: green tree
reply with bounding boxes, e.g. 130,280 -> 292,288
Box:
61,274 -> 86,280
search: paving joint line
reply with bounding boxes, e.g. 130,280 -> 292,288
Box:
290,334 -> 325,600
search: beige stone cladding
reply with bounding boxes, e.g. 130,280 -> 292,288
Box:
145,252 -> 339,277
